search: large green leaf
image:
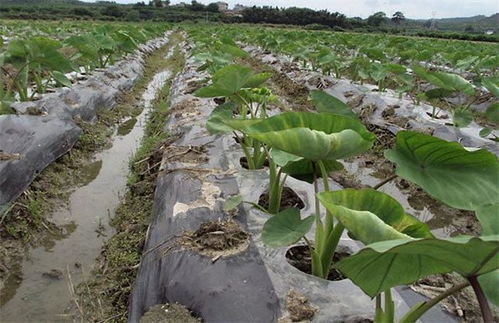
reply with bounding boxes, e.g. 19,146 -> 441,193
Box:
485,103 -> 499,123
195,64 -> 253,98
453,108 -> 473,128
52,71 -> 72,87
309,90 -> 356,118
244,72 -> 272,88
479,270 -> 499,307
335,235 -> 499,297
385,131 -> 499,211
415,68 -> 474,95
261,208 -> 315,247
206,102 -> 236,134
194,65 -> 270,98
240,112 -> 374,161
317,189 -> 433,244
482,78 -> 499,98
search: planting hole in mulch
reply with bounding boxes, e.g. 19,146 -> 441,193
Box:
258,187 -> 305,211
139,303 -> 201,323
180,219 -> 250,259
285,245 -> 349,281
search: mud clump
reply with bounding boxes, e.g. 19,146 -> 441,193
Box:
281,289 -> 318,322
258,187 -> 305,211
180,220 -> 250,258
140,303 -> 201,323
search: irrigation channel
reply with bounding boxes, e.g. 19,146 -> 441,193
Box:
0,42 -> 179,322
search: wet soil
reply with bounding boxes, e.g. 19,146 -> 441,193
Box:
285,245 -> 349,281
258,187 -> 305,211
72,36 -> 186,322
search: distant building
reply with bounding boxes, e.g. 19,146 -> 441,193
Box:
233,4 -> 247,12
216,1 -> 229,11
485,30 -> 494,35
173,2 -> 187,7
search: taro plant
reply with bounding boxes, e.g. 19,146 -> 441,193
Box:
318,131 -> 499,322
1,37 -> 74,101
413,67 -> 479,127
196,64 -> 272,170
231,108 -> 375,278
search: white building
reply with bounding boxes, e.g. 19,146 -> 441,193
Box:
216,1 -> 228,11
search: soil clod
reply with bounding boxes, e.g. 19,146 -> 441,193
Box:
140,303 -> 201,323
180,219 -> 250,258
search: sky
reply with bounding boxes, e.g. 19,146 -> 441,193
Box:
82,0 -> 499,19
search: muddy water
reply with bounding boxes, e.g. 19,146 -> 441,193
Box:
0,70 -> 172,323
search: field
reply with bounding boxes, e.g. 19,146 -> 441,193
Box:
0,19 -> 498,323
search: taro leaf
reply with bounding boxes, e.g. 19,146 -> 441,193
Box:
223,195 -> 243,212
414,68 -> 474,96
195,64 -> 253,98
270,149 -> 343,182
309,90 -> 356,118
335,235 -> 499,297
261,208 -> 314,247
241,112 -> 374,161
317,189 -> 433,245
270,149 -> 303,167
384,63 -> 406,74
243,72 -> 272,88
424,88 -> 454,99
479,270 -> 499,307
52,71 -> 72,87
282,159 -> 343,183
453,108 -> 473,128
206,102 -> 236,134
385,131 -> 499,212
485,103 -> 499,123
219,44 -> 249,58
475,203 -> 499,236
429,72 -> 474,96
482,78 -> 499,98
479,128 -> 492,138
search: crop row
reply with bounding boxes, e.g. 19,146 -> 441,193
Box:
0,21 -> 170,112
185,26 -> 498,322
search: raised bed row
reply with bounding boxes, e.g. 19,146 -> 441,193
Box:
128,50 -> 455,322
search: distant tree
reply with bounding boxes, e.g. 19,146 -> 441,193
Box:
101,5 -> 124,17
206,3 -> 219,12
190,0 -> 205,11
464,25 -> 475,33
152,0 -> 162,8
72,7 -> 93,16
367,11 -> 387,27
391,11 -> 405,25
125,10 -> 140,21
